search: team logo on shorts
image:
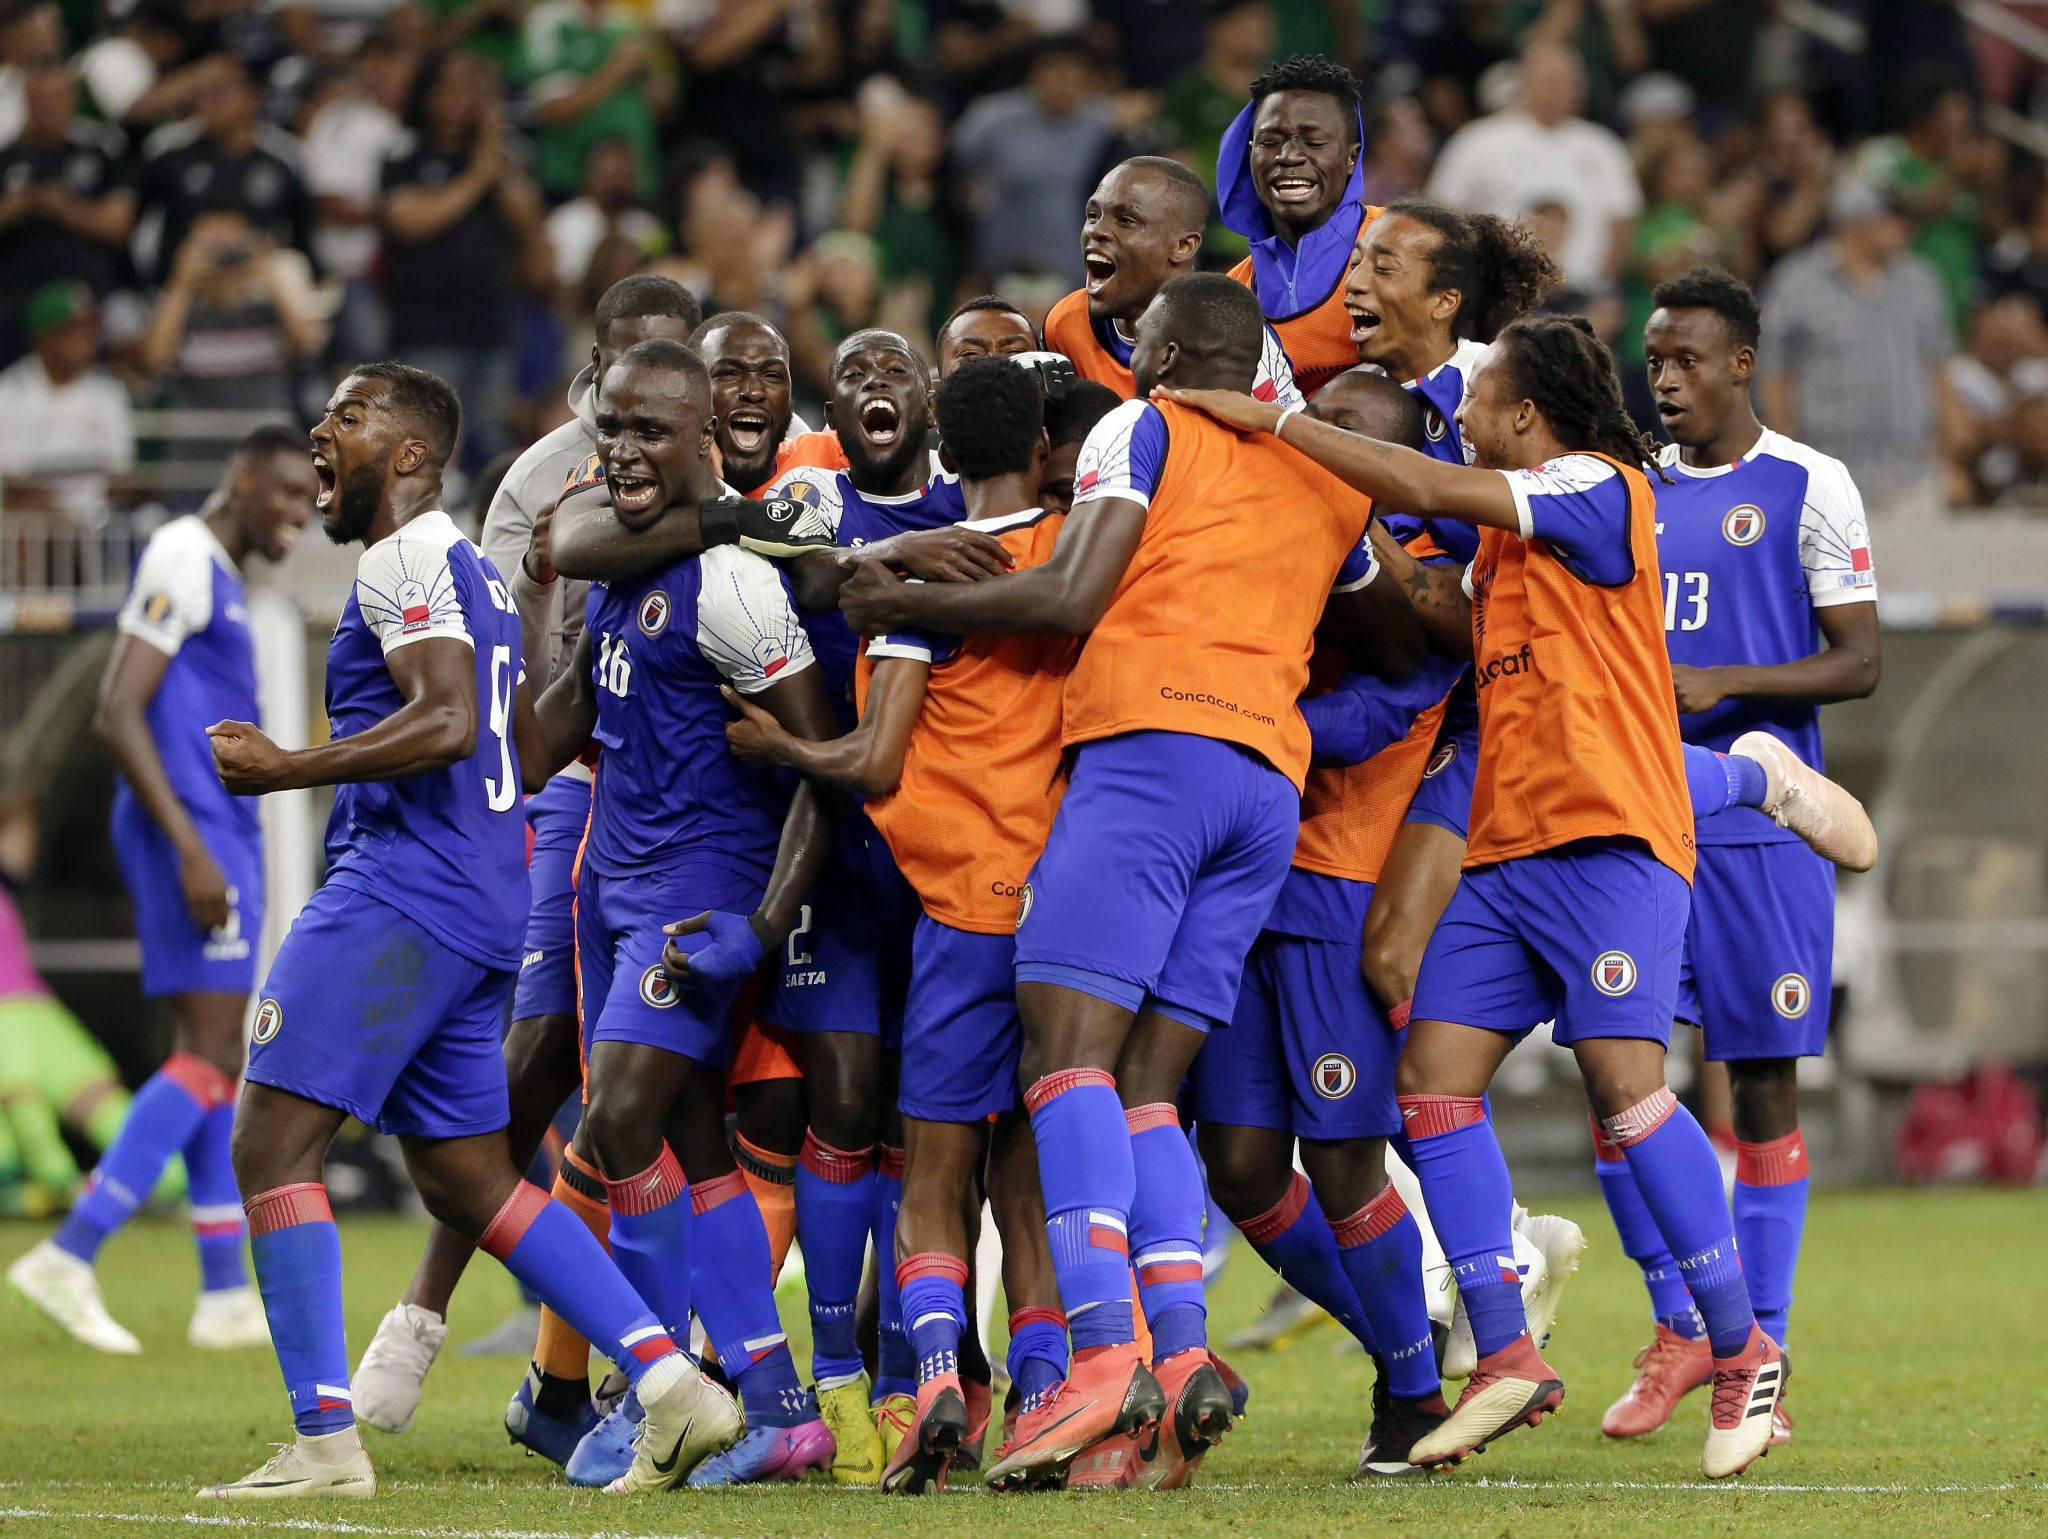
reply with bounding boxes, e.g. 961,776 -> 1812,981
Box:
1591,950 -> 1638,997
1771,972 -> 1812,1019
252,999 -> 283,1043
637,591 -> 671,637
1723,504 -> 1766,546
1423,741 -> 1458,779
638,965 -> 679,1009
1311,1053 -> 1356,1100
1424,407 -> 1448,443
1015,883 -> 1035,929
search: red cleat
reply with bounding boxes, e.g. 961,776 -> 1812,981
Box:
1140,1348 -> 1234,1490
983,1344 -> 1163,1490
954,1375 -> 993,1473
879,1376 -> 968,1496
1408,1333 -> 1563,1468
1600,1324 -> 1715,1439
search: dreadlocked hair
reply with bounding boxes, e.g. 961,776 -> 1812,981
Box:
1383,199 -> 1560,343
1494,316 -> 1667,479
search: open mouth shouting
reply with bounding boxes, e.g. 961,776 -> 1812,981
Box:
1347,304 -> 1382,347
1267,172 -> 1320,207
725,407 -> 773,458
1084,250 -> 1117,299
857,394 -> 903,448
312,453 -> 337,511
607,468 -> 662,517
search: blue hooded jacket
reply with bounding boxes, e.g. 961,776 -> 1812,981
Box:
1216,98 -> 1369,318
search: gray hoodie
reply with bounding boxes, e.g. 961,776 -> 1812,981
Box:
483,365 -> 598,694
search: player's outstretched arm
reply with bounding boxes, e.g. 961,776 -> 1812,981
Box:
1671,601 -> 1881,715
1368,523 -> 1475,661
209,637 -> 478,794
722,658 -> 929,797
838,496 -> 1146,639
1155,386 -> 1522,530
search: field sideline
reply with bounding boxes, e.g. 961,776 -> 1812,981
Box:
2,1189 -> 2042,1539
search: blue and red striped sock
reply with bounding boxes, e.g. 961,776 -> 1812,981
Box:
898,1252 -> 968,1387
1332,1185 -> 1439,1400
688,1171 -> 806,1427
478,1182 -> 680,1387
873,1144 -> 914,1399
1006,1306 -> 1068,1410
1237,1171 -> 1375,1351
1399,1094 -> 1527,1359
1592,1117 -> 1703,1338
1604,1088 -> 1754,1358
246,1182 -> 352,1436
1733,1131 -> 1808,1346
185,1101 -> 248,1292
1125,1102 -> 1207,1362
795,1132 -> 875,1384
1028,1069 -> 1136,1354
601,1145 -> 692,1340
55,1053 -> 230,1265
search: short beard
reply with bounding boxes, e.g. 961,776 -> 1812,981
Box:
322,461 -> 385,545
719,442 -> 777,494
843,426 -> 928,493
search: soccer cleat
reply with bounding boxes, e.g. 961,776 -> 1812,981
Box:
1408,1333 -> 1563,1468
874,1390 -> 917,1465
460,1305 -> 543,1357
504,1367 -> 599,1466
1771,1396 -> 1795,1447
7,1240 -> 141,1354
196,1430 -> 376,1500
188,1285 -> 271,1349
984,1343 -> 1164,1490
350,1302 -> 446,1434
594,1368 -> 630,1417
688,1416 -> 835,1485
1600,1324 -> 1714,1438
1225,1283 -> 1330,1353
1515,1212 -> 1586,1353
1354,1390 -> 1451,1478
880,1378 -> 968,1495
607,1360 -> 744,1493
815,1372 -> 883,1485
954,1375 -> 993,1474
1141,1349 -> 1235,1491
1732,730 -> 1878,872
1701,1326 -> 1788,1479
1441,1228 -> 1546,1380
565,1386 -> 642,1487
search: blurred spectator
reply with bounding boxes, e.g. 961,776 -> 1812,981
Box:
1639,0 -> 1766,121
136,212 -> 325,417
0,58 -> 136,362
1987,180 -> 2048,319
665,144 -> 794,317
1515,0 -> 1649,119
1625,134 -> 1743,337
1156,0 -> 1275,250
929,0 -> 1054,99
955,34 -> 1120,285
419,0 -> 530,74
135,55 -> 312,285
1427,37 -> 1641,287
382,49 -> 550,475
839,78 -> 968,337
1759,176 -> 1955,521
1524,196 -> 1624,344
0,281 -> 134,528
549,137 -> 665,295
74,2 -> 206,132
1944,291 -> 2048,507
301,30 -> 414,360
0,1 -> 61,149
1751,90 -> 1835,271
1358,95 -> 1435,208
523,0 -> 663,203
785,228 -> 931,395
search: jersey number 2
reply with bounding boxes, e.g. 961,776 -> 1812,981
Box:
1663,571 -> 1709,633
483,643 -> 517,813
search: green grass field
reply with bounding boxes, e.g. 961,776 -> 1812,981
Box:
2,1189 -> 2043,1539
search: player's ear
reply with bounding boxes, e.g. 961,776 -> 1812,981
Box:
1173,228 -> 1203,267
394,436 -> 429,476
1432,286 -> 1462,327
1730,343 -> 1756,387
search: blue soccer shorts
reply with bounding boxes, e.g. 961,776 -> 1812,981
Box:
112,793 -> 263,998
1412,837 -> 1690,1047
761,822 -> 913,1047
1015,731 -> 1299,1031
246,885 -> 511,1138
577,863 -> 757,1068
1679,839 -> 1834,1061
1402,683 -> 1476,841
512,772 -> 590,1022
898,914 -> 1021,1124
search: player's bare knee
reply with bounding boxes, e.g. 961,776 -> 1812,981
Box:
734,1078 -> 806,1156
502,1012 -> 578,1103
580,1087 -> 665,1178
1301,1139 -> 1383,1219
1728,1058 -> 1800,1142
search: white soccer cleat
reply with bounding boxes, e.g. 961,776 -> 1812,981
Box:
607,1356 -> 744,1492
1440,1228 -> 1547,1380
7,1239 -> 142,1354
1701,1326 -> 1788,1479
198,1429 -> 376,1499
189,1285 -> 271,1349
1515,1212 -> 1587,1353
1732,731 -> 1878,872
351,1302 -> 446,1433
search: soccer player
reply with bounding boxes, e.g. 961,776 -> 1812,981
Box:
1161,315 -> 1789,1480
1043,155 -> 1304,407
840,274 -> 1411,1489
198,362 -> 735,1499
1041,380 -> 1126,516
1217,55 -> 1380,396
1596,266 -> 1879,1445
937,295 -> 1039,375
695,310 -> 851,496
350,273 -> 701,1453
8,427 -> 312,1355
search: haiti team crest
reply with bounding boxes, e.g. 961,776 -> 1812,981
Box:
252,999 -> 283,1043
1311,1053 -> 1356,1100
1591,950 -> 1638,997
1772,972 -> 1812,1019
1723,504 -> 1766,546
638,966 -> 679,1009
637,590 -> 671,637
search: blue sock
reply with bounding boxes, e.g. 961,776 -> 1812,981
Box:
246,1183 -> 352,1436
796,1133 -> 875,1383
1333,1185 -> 1440,1401
600,1146 -> 692,1338
898,1253 -> 968,1386
1236,1171 -> 1375,1352
1028,1069 -> 1136,1352
1734,1132 -> 1808,1346
873,1145 -> 914,1398
1399,1094 -> 1527,1358
1125,1103 -> 1207,1362
1684,743 -> 1768,818
185,1102 -> 248,1292
1006,1307 -> 1068,1409
54,1053 -> 226,1264
1605,1091 -> 1753,1358
478,1182 -> 680,1387
1593,1123 -> 1704,1338
689,1171 -> 807,1427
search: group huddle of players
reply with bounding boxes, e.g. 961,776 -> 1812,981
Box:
6,54 -> 1884,1504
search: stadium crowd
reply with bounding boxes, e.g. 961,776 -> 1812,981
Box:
0,0 -> 2045,543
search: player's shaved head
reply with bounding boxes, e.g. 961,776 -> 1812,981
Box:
1121,156 -> 1210,232
1129,273 -> 1265,397
936,357 -> 1045,482
1081,159 -> 1211,324
833,327 -> 922,374
597,339 -> 718,528
313,362 -> 463,545
1308,367 -> 1428,450
691,312 -> 793,493
222,423 -> 314,564
595,273 -> 701,346
938,295 -> 1037,376
346,361 -> 462,467
610,337 -> 711,404
829,329 -> 932,495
